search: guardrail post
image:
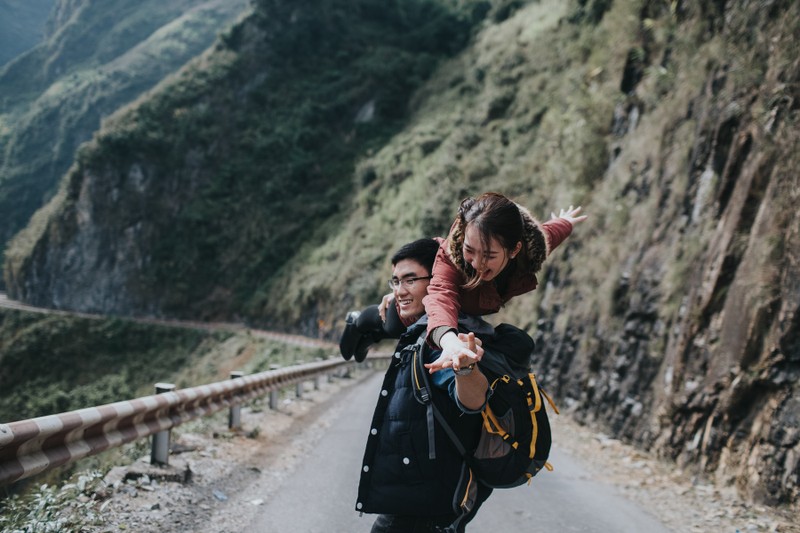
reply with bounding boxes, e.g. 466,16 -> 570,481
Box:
269,390 -> 279,410
314,375 -> 321,390
268,364 -> 281,410
296,381 -> 304,398
151,382 -> 176,465
228,371 -> 244,430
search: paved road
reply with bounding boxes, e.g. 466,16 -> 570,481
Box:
248,372 -> 670,532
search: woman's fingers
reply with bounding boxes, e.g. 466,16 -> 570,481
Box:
425,343 -> 478,373
425,350 -> 478,374
555,205 -> 588,224
457,332 -> 483,361
457,332 -> 482,346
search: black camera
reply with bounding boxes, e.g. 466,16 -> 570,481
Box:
339,303 -> 405,362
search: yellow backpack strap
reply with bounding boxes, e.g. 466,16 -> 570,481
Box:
482,407 -> 520,450
539,386 -> 560,415
525,374 -> 543,413
483,374 -> 528,450
523,374 -> 543,459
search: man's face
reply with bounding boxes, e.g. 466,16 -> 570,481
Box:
391,258 -> 431,321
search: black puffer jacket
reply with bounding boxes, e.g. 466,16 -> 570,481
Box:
355,321 -> 484,516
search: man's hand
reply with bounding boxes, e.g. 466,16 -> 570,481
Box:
425,331 -> 483,374
551,205 -> 587,225
378,293 -> 394,322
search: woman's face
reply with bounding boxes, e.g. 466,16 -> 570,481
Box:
462,224 -> 519,282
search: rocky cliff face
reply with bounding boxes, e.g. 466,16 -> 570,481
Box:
526,0 -> 800,506
4,0 -> 798,507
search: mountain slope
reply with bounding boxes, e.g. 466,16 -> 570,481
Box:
0,0 -> 250,275
4,0 -> 473,318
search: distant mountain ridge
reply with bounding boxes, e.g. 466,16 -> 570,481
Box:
0,0 -> 250,278
0,0 -> 55,67
4,0 -> 799,508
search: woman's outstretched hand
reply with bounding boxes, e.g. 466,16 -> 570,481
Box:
551,205 -> 587,225
425,331 -> 483,374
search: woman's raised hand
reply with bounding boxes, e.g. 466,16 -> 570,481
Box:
551,205 -> 587,225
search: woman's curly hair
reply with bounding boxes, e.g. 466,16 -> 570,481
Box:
448,193 -> 547,290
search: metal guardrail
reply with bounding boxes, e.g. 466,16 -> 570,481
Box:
0,355 -> 389,487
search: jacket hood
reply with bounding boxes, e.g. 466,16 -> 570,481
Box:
516,203 -> 547,275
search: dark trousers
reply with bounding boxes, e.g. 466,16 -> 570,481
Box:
370,486 -> 492,533
370,513 -> 458,533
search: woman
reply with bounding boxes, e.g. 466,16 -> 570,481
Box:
416,192 -> 585,373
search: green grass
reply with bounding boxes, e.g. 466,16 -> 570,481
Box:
259,0 -> 628,329
0,309 -> 226,421
0,308 -> 335,423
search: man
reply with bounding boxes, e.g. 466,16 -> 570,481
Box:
342,238 -> 494,532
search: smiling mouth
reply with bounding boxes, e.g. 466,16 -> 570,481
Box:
397,299 -> 413,306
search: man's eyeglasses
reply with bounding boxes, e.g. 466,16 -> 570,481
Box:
387,276 -> 432,290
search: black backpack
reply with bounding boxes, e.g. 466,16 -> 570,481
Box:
411,331 -> 558,489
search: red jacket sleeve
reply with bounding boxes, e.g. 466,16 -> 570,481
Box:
423,239 -> 463,337
542,218 -> 573,254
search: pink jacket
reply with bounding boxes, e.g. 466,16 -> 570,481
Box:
423,217 -> 573,338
